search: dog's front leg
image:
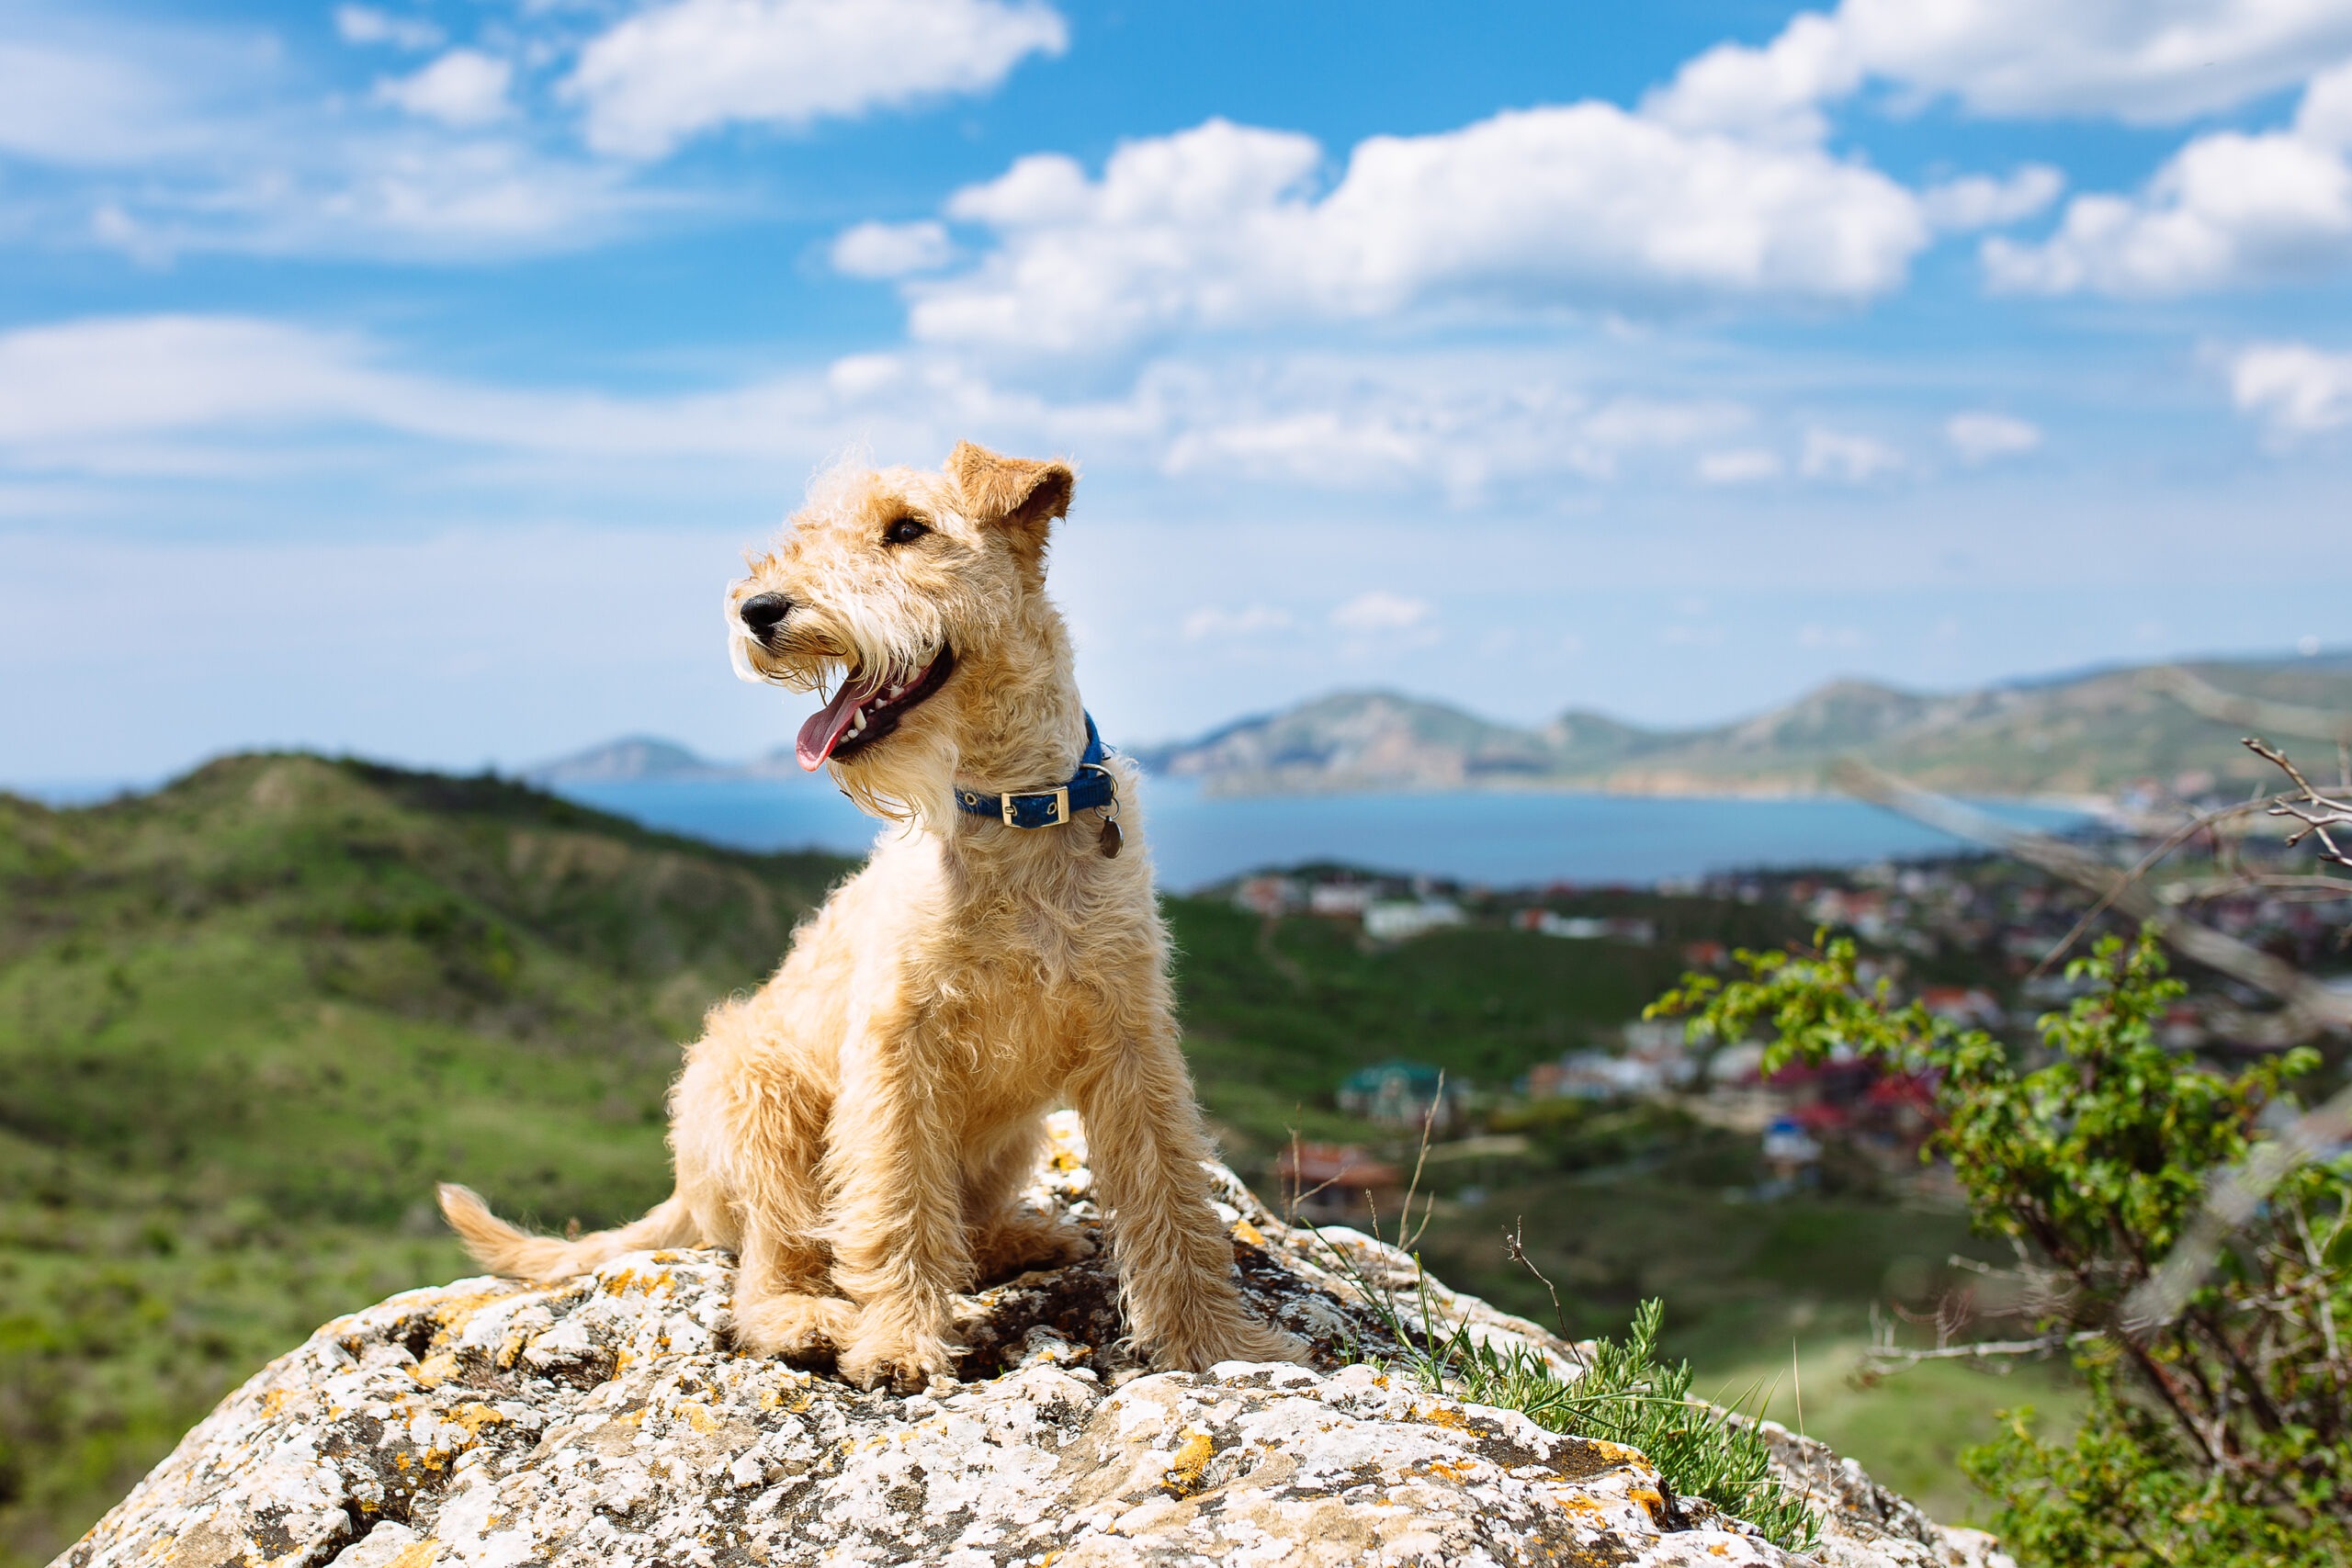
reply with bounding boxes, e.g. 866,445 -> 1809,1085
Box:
822,1024 -> 971,1393
1073,1016 -> 1309,1372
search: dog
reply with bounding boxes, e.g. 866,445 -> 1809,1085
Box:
439,442 -> 1306,1391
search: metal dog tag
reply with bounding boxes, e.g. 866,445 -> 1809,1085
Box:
1099,818 -> 1123,858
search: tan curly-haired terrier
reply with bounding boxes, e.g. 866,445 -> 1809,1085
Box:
439,442 -> 1305,1391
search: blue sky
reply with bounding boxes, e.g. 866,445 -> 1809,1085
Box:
6,0 -> 2352,783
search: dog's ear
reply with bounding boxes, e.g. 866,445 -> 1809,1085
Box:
948,443 -> 1073,563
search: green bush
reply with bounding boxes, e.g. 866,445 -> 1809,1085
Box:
1652,931 -> 2352,1566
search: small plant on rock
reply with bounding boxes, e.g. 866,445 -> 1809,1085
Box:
1407,1294 -> 1819,1553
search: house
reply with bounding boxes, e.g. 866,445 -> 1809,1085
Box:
1518,911 -> 1657,943
1232,875 -> 1303,917
1273,1143 -> 1402,1220
1527,1050 -> 1664,1101
1338,1059 -> 1466,1133
1308,882 -> 1375,918
1363,899 -> 1465,942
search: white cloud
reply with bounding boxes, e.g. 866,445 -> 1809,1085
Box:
1645,0 -> 2352,137
0,314 -> 840,470
377,51 -> 513,129
567,0 -> 1068,159
1697,447 -> 1784,483
75,130 -> 659,264
1946,411 -> 2042,462
1801,425 -> 1904,481
1643,13 -> 1859,144
1921,165 -> 2064,231
1330,591 -> 1432,633
831,220 -> 955,277
0,13 -> 654,261
1181,604 -> 1293,641
1985,60 -> 2352,294
0,31 -> 223,165
904,110 -> 1929,354
2228,340 -> 2352,436
1796,623 -> 1868,649
1138,354 -> 1750,496
335,6 -> 443,51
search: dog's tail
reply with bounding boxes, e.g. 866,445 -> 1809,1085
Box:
435,1183 -> 698,1282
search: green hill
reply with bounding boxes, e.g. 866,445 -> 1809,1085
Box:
0,755 -> 850,1562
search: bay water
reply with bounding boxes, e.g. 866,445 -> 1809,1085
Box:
548,773 -> 2090,891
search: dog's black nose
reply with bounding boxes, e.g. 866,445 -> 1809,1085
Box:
739,593 -> 793,635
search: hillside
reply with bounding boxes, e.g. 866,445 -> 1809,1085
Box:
0,758 -> 852,1564
1,756 -> 2026,1558
1136,654 -> 2352,798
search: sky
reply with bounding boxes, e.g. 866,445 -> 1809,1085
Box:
6,0 -> 2352,784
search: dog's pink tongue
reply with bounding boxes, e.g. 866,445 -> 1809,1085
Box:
796,679 -> 874,772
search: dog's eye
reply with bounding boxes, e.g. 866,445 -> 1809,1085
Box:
883,517 -> 930,547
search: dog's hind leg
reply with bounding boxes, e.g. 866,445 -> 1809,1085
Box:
436,1186 -> 698,1282
1071,1008 -> 1308,1372
961,1113 -> 1095,1285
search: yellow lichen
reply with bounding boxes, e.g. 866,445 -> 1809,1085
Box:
452,1403 -> 504,1438
1230,1218 -> 1266,1247
1160,1429 -> 1216,1496
381,1540 -> 441,1568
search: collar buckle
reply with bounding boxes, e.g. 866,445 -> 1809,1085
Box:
1003,785 -> 1069,827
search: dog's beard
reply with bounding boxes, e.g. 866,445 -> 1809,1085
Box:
831,725 -> 959,831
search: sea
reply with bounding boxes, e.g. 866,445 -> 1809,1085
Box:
544,774 -> 2093,892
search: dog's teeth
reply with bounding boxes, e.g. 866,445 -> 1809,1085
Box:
888,683 -> 904,699
849,709 -> 866,736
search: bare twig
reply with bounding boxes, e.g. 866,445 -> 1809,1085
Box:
1400,1071 -> 1444,1250
1861,1329 -> 2102,1368
2029,795 -> 2291,977
2145,665 -> 2352,747
1831,758 -> 2352,1037
2157,874 -> 2352,905
2247,738 -> 2352,871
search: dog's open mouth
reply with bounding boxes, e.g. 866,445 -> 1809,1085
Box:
795,646 -> 956,771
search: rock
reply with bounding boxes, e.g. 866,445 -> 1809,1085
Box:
59,1113 -> 2008,1568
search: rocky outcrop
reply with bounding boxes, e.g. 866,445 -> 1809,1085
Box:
61,1115 -> 2007,1568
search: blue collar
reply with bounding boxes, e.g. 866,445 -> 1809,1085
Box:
955,712 -> 1117,829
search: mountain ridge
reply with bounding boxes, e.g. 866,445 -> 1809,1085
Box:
529,651 -> 2352,801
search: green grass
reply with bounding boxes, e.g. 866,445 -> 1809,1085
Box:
1695,1339 -> 2085,1529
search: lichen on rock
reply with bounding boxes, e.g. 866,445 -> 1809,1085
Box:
60,1112 -> 2009,1568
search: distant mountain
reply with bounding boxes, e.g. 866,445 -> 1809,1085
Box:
526,736 -> 718,783
1135,655 -> 2352,801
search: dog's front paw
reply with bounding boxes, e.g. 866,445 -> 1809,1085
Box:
838,1328 -> 955,1393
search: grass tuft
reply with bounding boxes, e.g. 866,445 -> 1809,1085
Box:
1405,1295 -> 1819,1554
